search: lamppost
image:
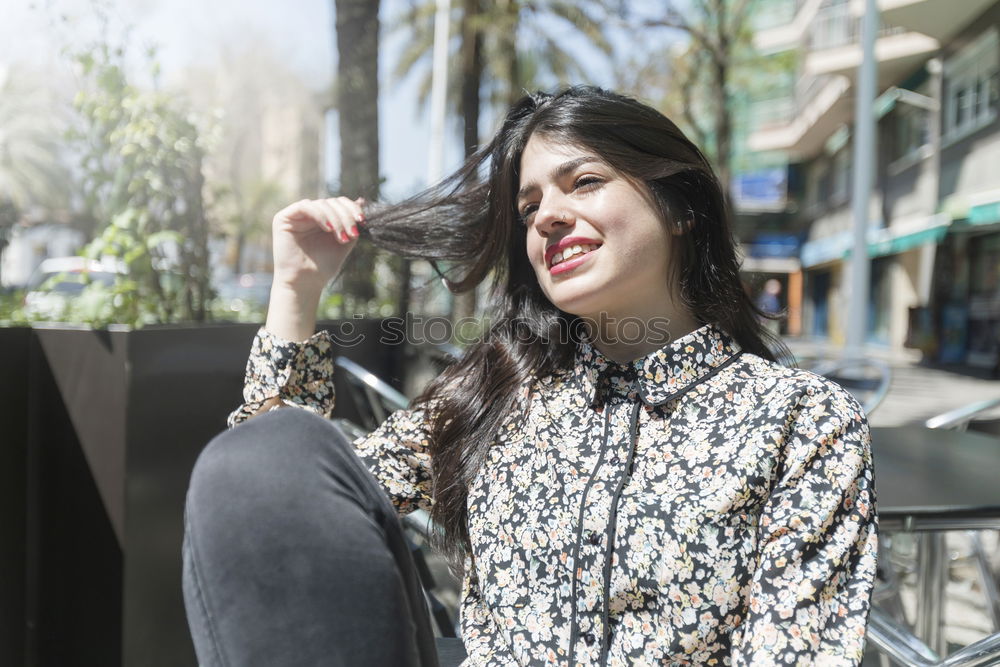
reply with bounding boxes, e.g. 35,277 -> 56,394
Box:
845,0 -> 878,360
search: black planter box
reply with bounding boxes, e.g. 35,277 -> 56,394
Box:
1,320 -> 403,667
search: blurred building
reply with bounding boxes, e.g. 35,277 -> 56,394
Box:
746,0 -> 1000,370
179,46 -> 327,275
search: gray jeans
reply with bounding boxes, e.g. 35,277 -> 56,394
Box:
182,408 -> 465,666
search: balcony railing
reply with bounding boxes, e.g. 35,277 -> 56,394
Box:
795,72 -> 834,108
750,96 -> 796,130
809,1 -> 906,51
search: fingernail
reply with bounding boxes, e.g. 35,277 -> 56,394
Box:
340,231 -> 349,243
350,224 -> 359,238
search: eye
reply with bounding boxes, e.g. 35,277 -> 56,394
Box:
517,203 -> 538,226
574,175 -> 603,190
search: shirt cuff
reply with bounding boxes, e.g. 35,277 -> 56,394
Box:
227,326 -> 336,427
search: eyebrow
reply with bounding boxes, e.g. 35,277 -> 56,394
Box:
516,156 -> 602,205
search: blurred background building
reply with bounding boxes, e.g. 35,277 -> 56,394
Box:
741,0 -> 1000,370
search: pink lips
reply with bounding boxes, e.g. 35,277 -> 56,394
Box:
544,236 -> 603,273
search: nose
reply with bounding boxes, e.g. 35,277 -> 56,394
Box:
532,194 -> 575,237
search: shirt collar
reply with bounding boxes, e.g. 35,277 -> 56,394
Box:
572,323 -> 743,407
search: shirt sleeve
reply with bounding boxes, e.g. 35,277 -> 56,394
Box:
732,379 -> 879,666
226,327 -> 336,428
351,404 -> 436,516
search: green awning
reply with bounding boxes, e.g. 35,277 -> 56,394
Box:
867,222 -> 949,258
801,216 -> 950,267
969,199 -> 1000,225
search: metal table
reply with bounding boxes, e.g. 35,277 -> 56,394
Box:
870,426 -> 1000,661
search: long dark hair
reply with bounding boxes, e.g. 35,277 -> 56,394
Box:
360,86 -> 788,566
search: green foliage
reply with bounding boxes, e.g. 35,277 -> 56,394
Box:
66,20 -> 212,327
0,289 -> 29,326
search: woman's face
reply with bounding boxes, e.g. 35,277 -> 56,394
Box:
516,133 -> 678,323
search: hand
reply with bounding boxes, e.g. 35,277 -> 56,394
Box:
270,196 -> 365,294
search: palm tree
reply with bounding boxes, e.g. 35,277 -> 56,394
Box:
394,0 -> 614,116
334,0 -> 382,312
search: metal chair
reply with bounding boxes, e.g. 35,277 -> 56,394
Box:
334,356 -> 410,430
806,357 -> 893,416
867,608 -> 1000,666
925,397 -> 1000,432
923,398 -> 1000,635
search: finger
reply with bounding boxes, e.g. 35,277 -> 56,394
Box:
327,198 -> 361,240
274,199 -> 313,223
331,196 -> 364,225
298,200 -> 340,235
277,199 -> 326,229
352,197 -> 367,225
317,199 -> 354,243
313,199 -> 342,233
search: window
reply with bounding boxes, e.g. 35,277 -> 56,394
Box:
944,29 -> 1000,143
892,103 -> 931,163
831,148 -> 850,204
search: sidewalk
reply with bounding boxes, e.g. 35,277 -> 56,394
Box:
783,336 -> 1000,427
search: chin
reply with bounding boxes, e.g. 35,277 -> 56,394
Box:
542,288 -> 607,320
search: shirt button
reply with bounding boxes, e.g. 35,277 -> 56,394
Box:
610,455 -> 621,465
583,632 -> 596,646
587,531 -> 601,545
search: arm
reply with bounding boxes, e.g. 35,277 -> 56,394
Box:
732,380 -> 879,666
228,195 -> 364,424
227,195 -> 435,514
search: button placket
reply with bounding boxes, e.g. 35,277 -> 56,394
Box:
569,398 -> 631,664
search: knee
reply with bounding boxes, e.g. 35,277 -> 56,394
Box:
186,408 -> 353,519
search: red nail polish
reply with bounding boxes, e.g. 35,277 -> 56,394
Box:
350,225 -> 359,237
340,231 -> 349,243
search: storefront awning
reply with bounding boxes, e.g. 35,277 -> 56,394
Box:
968,189 -> 1000,226
800,214 -> 950,267
866,214 -> 950,258
801,231 -> 852,268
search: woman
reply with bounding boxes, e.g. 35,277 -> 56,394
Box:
183,86 -> 878,666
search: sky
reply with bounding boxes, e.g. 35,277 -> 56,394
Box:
1,0 -> 651,200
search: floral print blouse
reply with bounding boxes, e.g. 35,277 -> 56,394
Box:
229,323 -> 878,666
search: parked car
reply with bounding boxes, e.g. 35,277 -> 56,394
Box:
23,257 -> 122,320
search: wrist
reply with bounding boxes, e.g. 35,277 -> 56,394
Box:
265,281 -> 324,342
271,270 -> 328,297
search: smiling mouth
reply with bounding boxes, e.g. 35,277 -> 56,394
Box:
549,243 -> 601,270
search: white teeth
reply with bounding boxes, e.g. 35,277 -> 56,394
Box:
550,243 -> 599,267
